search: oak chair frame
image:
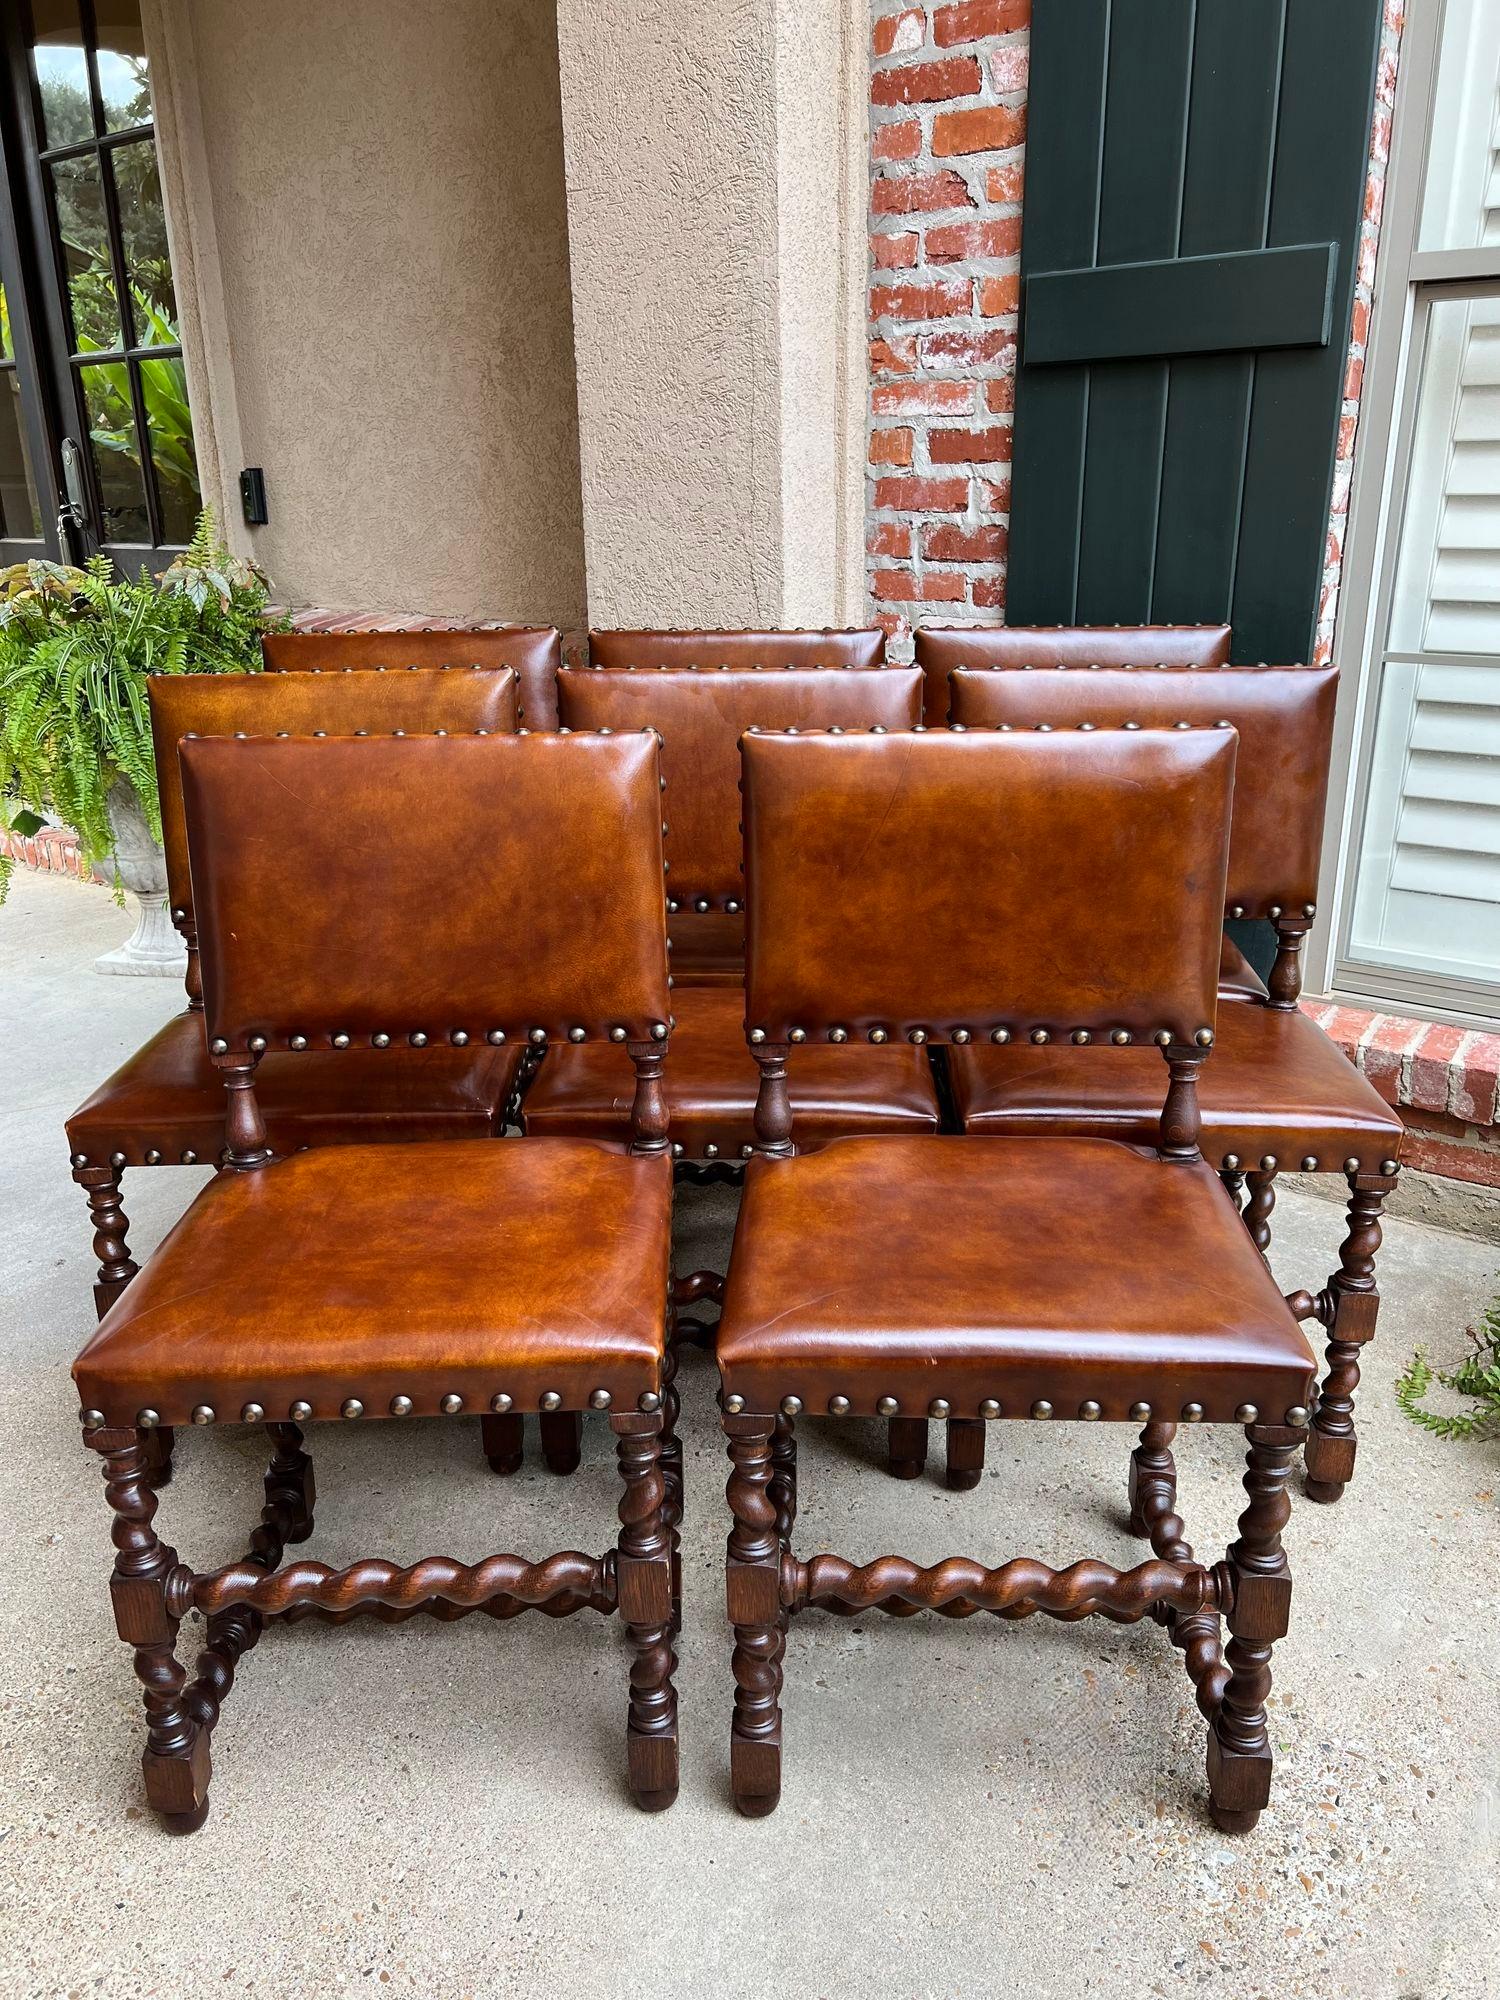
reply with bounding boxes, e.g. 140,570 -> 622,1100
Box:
721,726 -> 1318,1828
939,660 -> 1401,1507
75,730 -> 680,1829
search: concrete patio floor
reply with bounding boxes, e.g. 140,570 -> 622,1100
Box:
1,867 -> 1497,2000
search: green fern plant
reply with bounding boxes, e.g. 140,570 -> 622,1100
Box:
1397,1299 -> 1500,1441
0,509 -> 287,898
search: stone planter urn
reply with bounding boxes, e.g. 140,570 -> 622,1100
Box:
94,779 -> 187,978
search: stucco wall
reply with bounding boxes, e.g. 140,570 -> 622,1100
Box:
555,0 -> 784,628
146,0 -> 586,627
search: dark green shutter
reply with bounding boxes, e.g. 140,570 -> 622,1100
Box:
1006,0 -> 1384,664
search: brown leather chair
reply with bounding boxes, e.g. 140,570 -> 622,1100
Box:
73,728 -> 679,1829
717,726 -> 1318,1827
522,659 -> 940,1161
67,671 -> 526,1332
263,625 -> 564,729
945,663 -> 1402,1504
914,622 -> 1232,725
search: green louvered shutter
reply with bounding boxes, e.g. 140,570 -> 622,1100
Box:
1006,0 -> 1384,664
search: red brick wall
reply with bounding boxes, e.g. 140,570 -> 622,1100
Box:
867,0 -> 1029,647
865,0 -> 1406,661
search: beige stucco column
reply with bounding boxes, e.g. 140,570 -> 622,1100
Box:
555,0 -> 867,631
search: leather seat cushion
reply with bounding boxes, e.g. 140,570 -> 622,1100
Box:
74,1138 -> 671,1427
670,910 -> 745,987
521,985 -> 940,1156
948,1004 -> 1402,1170
717,1136 -> 1315,1420
66,1012 -> 524,1165
1218,935 -> 1266,1002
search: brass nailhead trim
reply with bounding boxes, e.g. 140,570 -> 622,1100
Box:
1180,1402 -> 1204,1423
1079,1400 -> 1101,1420
589,1388 -> 612,1409
1235,1403 -> 1259,1424
290,1400 -> 313,1421
1284,1405 -> 1309,1427
723,1393 -> 746,1414
440,1393 -> 464,1414
781,1395 -> 803,1416
241,1403 -> 265,1423
1128,1401 -> 1152,1421
1031,1400 -> 1053,1419
639,1391 -> 662,1412
928,1397 -> 950,1418
828,1394 -> 851,1416
390,1396 -> 414,1417
489,1393 -> 512,1414
540,1390 -> 563,1411
876,1395 -> 899,1415
137,1408 -> 161,1429
979,1399 -> 1002,1419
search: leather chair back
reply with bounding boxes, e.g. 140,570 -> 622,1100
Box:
588,628 -> 886,671
914,623 -> 1233,724
559,664 -> 922,911
262,626 -> 563,729
150,667 -> 518,930
740,729 -> 1234,1052
948,661 -> 1336,921
180,732 -> 670,1059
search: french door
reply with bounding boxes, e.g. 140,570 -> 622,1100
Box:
0,0 -> 199,574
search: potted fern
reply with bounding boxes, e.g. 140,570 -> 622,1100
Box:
0,510 -> 287,972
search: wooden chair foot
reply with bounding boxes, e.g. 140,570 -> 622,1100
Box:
481,1412 -> 524,1475
887,1416 -> 928,1480
1302,1476 -> 1345,1505
628,1728 -> 680,1812
731,1732 -> 782,1817
540,1409 -> 583,1475
143,1426 -> 175,1491
945,1417 -> 985,1491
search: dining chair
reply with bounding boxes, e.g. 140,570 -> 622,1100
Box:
67,670 -> 523,1372
263,625 -> 564,728
583,630 -> 890,986
522,660 -> 939,1164
913,621 -> 1232,725
944,662 -> 1402,1504
716,725 -> 1319,1829
72,728 -> 679,1831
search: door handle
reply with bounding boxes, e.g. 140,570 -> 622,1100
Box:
60,436 -> 89,530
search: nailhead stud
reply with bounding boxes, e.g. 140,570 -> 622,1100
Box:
440,1393 -> 464,1414
991,1028 -> 1011,1044
540,1390 -> 563,1411
827,1394 -> 851,1416
290,1035 -> 309,1051
452,1030 -> 470,1046
952,1028 -> 970,1044
979,1399 -> 1002,1419
529,1028 -> 547,1046
1381,1158 -> 1399,1176
724,1393 -> 745,1414
780,1395 -> 803,1417
1195,1028 -> 1214,1047
1223,1154 -> 1241,1171
651,1022 -> 668,1040
1343,1157 -> 1360,1174
79,1409 -> 105,1430
137,1408 -> 161,1429
704,1143 -> 719,1159
749,1028 -> 766,1045
1031,1029 -> 1050,1045
70,1152 -> 88,1167
610,1026 -> 627,1042
870,1028 -> 888,1044
411,1032 -> 429,1048
589,1388 -> 612,1409
568,1027 -> 586,1043
1110,1030 -> 1130,1045
333,1032 -> 352,1049
639,1390 -> 662,1412
390,1395 -> 414,1417
341,1398 -> 364,1420
1128,1401 -> 1152,1421
671,1142 -> 685,1159
1031,1400 -> 1053,1419
110,1150 -> 126,1167
1301,1155 -> 1318,1172
211,1038 -> 228,1055
489,1393 -> 512,1414
1284,1405 -> 1310,1427
487,1029 -> 507,1045
1181,1402 -> 1204,1423
1235,1403 -> 1259,1424
145,1149 -> 161,1164
249,1037 -> 267,1053
876,1395 -> 899,1415
928,1397 -> 950,1418
830,1027 -> 848,1043
1079,1400 -> 1101,1420
290,1400 -> 313,1421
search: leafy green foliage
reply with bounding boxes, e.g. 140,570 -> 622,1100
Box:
1397,1299 -> 1500,1442
0,509 -> 288,898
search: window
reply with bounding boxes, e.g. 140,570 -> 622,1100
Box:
1330,0 -> 1500,1022
0,0 -> 199,564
